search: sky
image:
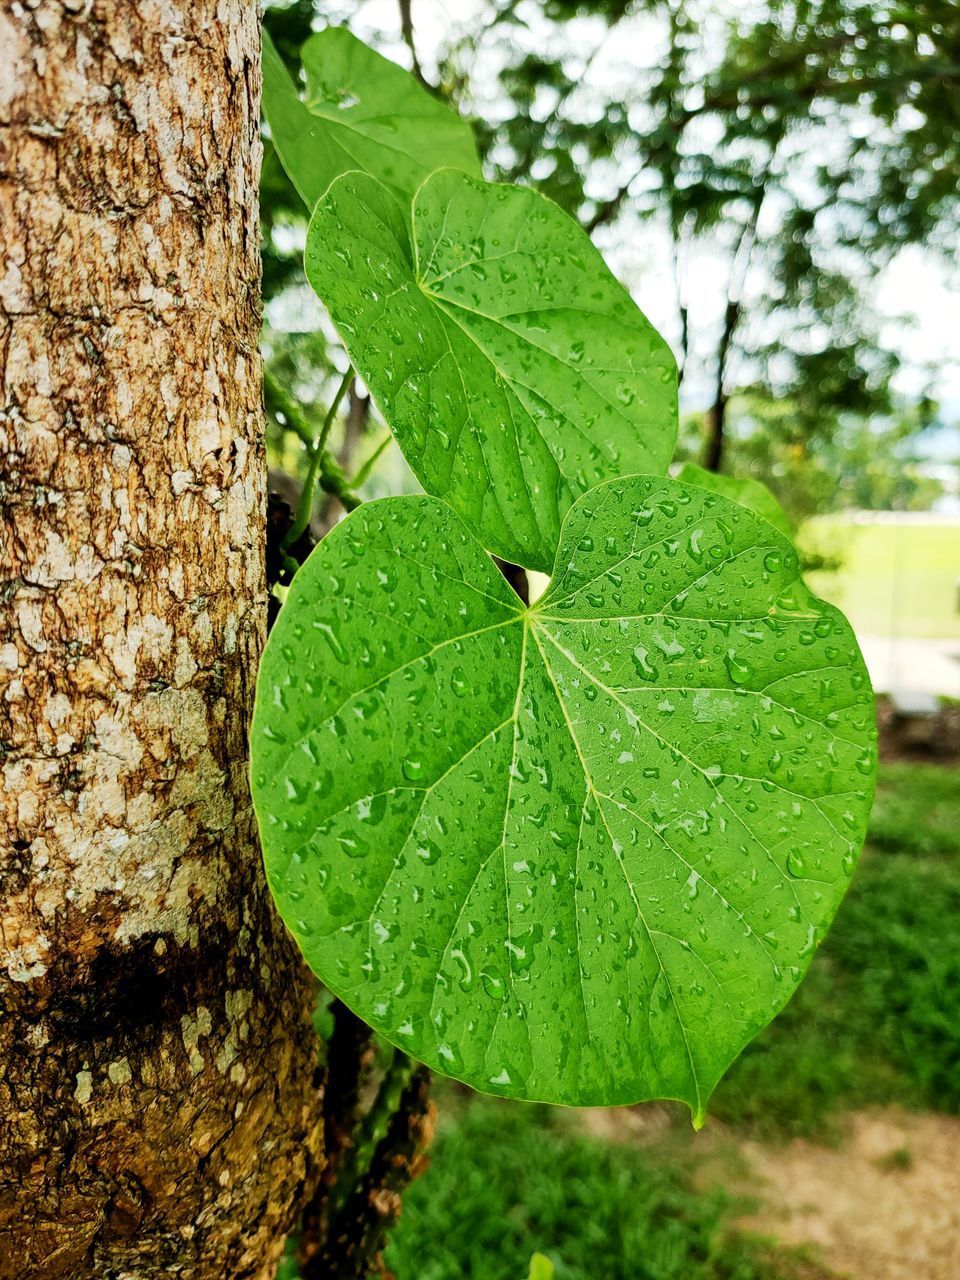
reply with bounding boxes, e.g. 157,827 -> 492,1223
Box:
311,0 -> 960,455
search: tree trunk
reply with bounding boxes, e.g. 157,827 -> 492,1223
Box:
0,4 -> 322,1277
702,396 -> 726,473
702,298 -> 738,473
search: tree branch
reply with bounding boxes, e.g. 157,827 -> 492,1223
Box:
661,46 -> 958,139
398,0 -> 428,87
297,1000 -> 376,1275
584,170 -> 642,234
703,127 -> 784,471
308,1061 -> 435,1279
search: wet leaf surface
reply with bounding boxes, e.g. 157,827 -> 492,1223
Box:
305,170 -> 678,571
252,476 -> 876,1117
675,462 -> 794,539
263,27 -> 480,211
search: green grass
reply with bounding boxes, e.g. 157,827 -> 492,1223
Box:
711,761 -> 960,1139
385,1099 -> 827,1280
802,517 -> 960,639
867,761 -> 960,858
386,760 -> 960,1280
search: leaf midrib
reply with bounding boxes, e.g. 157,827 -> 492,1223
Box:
525,616 -> 703,1113
306,108 -> 446,172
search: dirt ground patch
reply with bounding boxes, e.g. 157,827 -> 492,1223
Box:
877,693 -> 960,763
734,1109 -> 960,1280
572,1104 -> 960,1279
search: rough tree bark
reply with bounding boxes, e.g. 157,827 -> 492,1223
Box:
0,4 -> 322,1276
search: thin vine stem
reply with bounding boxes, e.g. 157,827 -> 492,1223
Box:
351,430 -> 392,489
282,367 -> 353,553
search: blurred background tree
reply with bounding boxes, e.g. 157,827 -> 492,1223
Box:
260,0 -> 959,522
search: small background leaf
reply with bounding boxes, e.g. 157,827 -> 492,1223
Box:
263,27 -> 480,211
252,477 -> 875,1116
305,169 -> 678,570
526,1253 -> 556,1280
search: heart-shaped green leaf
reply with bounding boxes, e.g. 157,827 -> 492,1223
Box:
262,28 -> 481,212
251,476 -> 875,1119
675,462 -> 794,539
304,169 -> 678,572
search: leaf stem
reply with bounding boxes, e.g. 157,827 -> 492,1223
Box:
351,430 -> 392,489
282,367 -> 353,552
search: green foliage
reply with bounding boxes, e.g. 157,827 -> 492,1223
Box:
868,761 -> 960,858
829,847 -> 960,1107
260,4 -> 954,524
675,399 -> 946,529
444,0 -> 956,471
304,168 -> 677,570
263,27 -> 479,213
712,762 -> 960,1138
260,4 -> 317,302
874,1145 -> 915,1173
276,1241 -> 301,1280
383,1096 -> 830,1280
674,463 -> 793,539
257,23 -> 877,1117
252,477 -> 875,1115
